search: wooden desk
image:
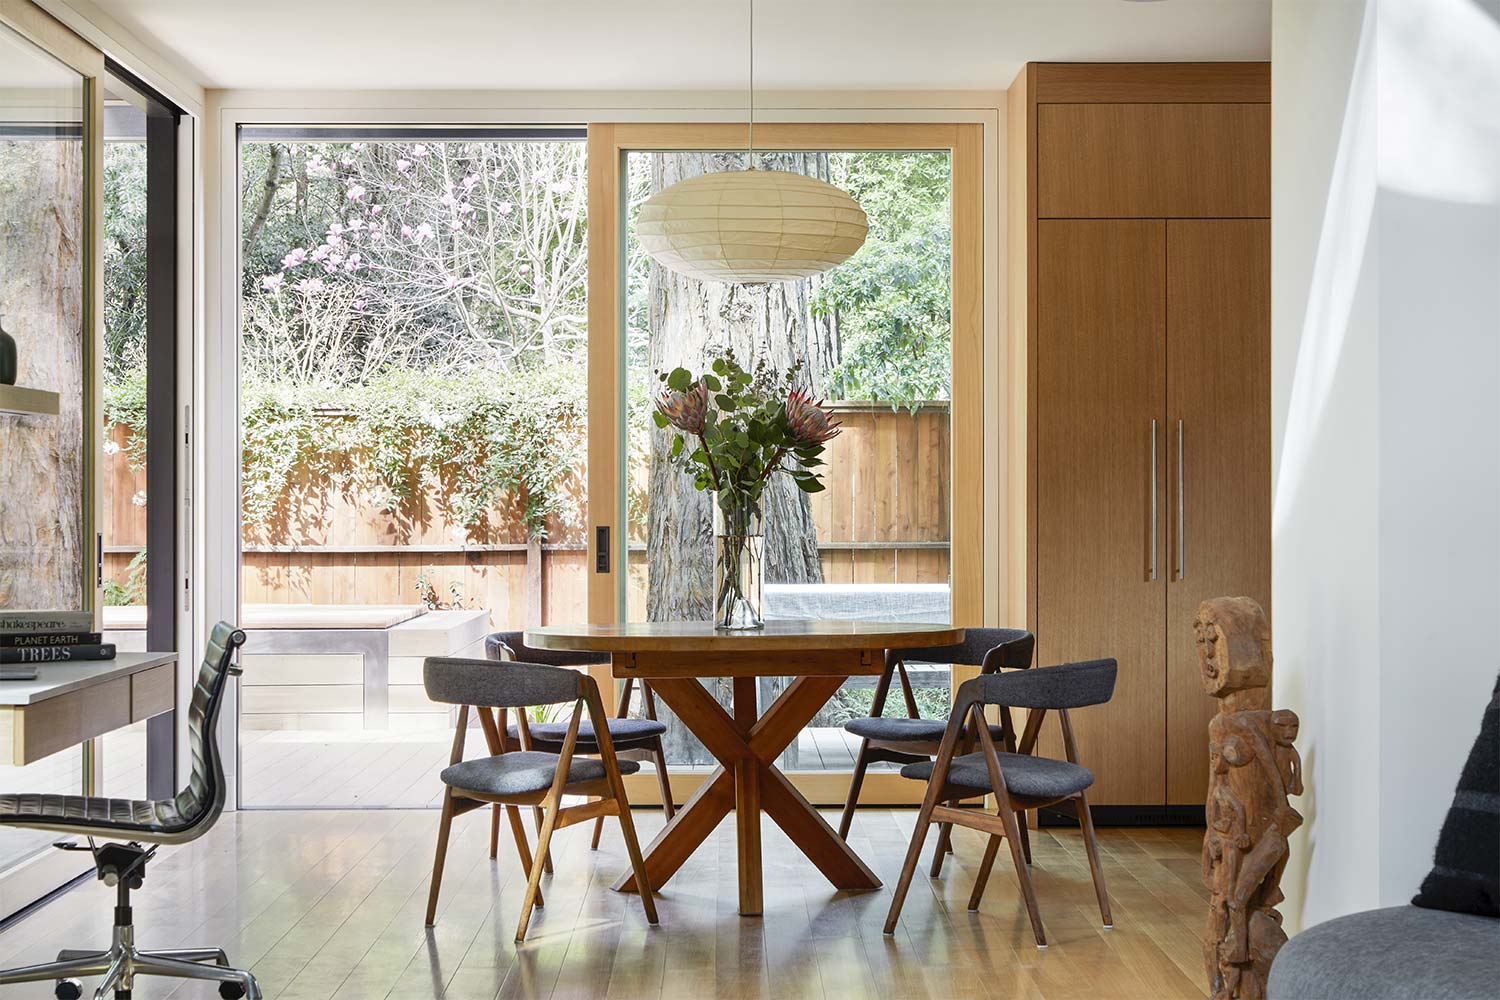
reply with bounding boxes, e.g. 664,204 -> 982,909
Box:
525,620 -> 964,915
0,652 -> 176,766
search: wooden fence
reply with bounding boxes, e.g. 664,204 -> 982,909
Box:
102,402 -> 951,626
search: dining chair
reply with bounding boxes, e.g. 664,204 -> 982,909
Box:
486,632 -> 674,869
837,628 -> 1034,876
0,623 -> 260,999
422,655 -> 657,940
882,658 -> 1118,948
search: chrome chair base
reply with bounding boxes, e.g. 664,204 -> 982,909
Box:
0,927 -> 260,999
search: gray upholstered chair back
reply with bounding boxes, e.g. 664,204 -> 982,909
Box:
424,656 -> 582,708
486,630 -> 609,667
888,627 -> 1034,673
170,622 -> 245,838
961,658 -> 1117,711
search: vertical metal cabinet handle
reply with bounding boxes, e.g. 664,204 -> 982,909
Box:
1176,419 -> 1185,581
1149,420 -> 1158,581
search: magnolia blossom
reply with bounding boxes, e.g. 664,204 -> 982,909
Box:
346,184 -> 366,201
785,390 -> 842,445
306,155 -> 331,177
395,158 -> 411,173
498,201 -> 513,215
294,277 -> 325,295
657,381 -> 710,435
411,143 -> 429,157
518,263 -> 530,274
549,181 -> 572,195
261,273 -> 285,292
369,204 -> 383,215
281,247 -> 308,269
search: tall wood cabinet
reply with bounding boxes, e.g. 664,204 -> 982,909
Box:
1008,63 -> 1271,815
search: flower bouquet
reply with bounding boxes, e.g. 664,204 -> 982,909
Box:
655,354 -> 841,629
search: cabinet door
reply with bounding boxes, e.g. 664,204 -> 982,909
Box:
1038,104 -> 1270,219
1037,219 -> 1167,806
1165,219 -> 1271,804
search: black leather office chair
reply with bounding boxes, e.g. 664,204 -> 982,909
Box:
0,622 -> 260,1000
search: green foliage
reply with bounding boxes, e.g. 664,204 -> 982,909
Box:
102,364 -> 149,468
104,143 -> 148,382
238,364 -> 585,538
817,152 -> 952,407
656,355 -> 829,509
104,549 -> 147,607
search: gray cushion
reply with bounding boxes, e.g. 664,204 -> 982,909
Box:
507,717 -> 667,747
1268,906 -> 1500,1000
900,751 -> 1094,800
441,751 -> 639,797
844,716 -> 1006,743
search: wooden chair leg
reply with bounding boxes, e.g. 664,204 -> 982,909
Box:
532,805 -> 554,874
424,791 -> 456,926
929,802 -> 956,877
1016,806 -> 1033,865
999,801 -> 1047,947
590,813 -> 606,850
653,738 -> 676,822
1075,792 -> 1113,928
616,799 -> 659,925
504,805 -> 543,908
837,739 -> 871,841
882,797 -> 938,934
967,833 -> 1003,911
489,804 -> 500,860
516,795 -> 562,941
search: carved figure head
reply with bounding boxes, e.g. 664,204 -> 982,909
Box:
1270,709 -> 1299,745
1197,597 -> 1272,696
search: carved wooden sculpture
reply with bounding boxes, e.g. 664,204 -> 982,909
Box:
1197,597 -> 1302,1000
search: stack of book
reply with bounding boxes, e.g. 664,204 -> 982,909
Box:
1,611 -> 114,681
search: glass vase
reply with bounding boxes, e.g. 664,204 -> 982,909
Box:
712,490 -> 765,630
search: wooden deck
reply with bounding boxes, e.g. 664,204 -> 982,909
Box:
0,807 -> 1210,998
239,727 -> 875,809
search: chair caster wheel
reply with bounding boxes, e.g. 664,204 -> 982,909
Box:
54,981 -> 82,1000
219,982 -> 248,999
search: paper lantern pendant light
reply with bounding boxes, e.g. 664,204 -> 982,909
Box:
636,0 -> 868,284
637,169 -> 868,284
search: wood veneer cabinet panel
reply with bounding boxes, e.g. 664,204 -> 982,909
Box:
1037,219 -> 1167,806
1033,63 -> 1271,104
1038,103 -> 1270,219
1165,219 -> 1271,804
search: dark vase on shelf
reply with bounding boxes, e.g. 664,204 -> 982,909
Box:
0,315 -> 16,386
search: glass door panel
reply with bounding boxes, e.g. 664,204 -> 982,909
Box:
622,148 -> 953,774
0,18 -> 91,881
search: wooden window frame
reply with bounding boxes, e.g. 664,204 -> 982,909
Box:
585,122 -> 984,806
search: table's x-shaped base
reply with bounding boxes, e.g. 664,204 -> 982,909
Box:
613,673 -> 881,914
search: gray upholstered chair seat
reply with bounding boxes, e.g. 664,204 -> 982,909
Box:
1269,906 -> 1500,1000
506,716 -> 667,748
844,716 -> 1006,743
441,750 -> 640,798
900,750 -> 1094,800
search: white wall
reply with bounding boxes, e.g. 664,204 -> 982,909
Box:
1272,0 -> 1500,933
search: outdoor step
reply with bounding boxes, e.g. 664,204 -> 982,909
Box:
387,608 -> 491,657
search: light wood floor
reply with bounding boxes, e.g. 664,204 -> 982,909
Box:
0,808 -> 1209,999
238,728 -> 872,808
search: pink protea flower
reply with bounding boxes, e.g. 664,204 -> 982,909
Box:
785,390 -> 841,445
657,381 -> 710,435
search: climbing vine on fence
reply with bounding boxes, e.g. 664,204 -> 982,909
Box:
105,362 -> 587,539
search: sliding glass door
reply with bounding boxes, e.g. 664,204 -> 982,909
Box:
587,124 -> 983,806
233,127 -> 590,808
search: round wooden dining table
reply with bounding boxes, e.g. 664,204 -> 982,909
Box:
523,619 -> 965,915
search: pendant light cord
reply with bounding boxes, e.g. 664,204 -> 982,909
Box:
747,0 -> 755,166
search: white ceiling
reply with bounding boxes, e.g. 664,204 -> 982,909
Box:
74,0 -> 1271,93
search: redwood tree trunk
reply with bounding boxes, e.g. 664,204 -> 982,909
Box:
0,139 -> 86,611
643,151 -> 838,765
